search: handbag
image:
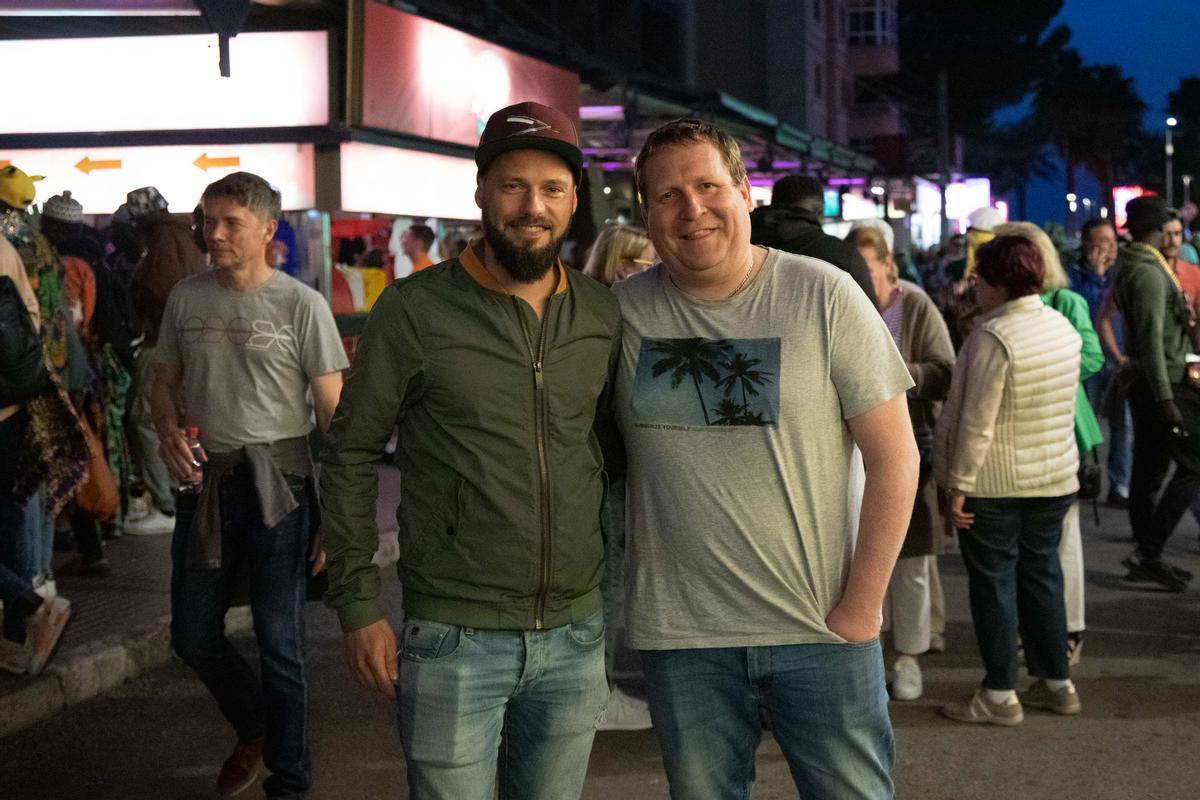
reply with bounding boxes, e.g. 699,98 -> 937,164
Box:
1077,449 -> 1101,500
74,416 -> 119,521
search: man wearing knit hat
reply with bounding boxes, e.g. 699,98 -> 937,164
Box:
126,186 -> 207,536
321,101 -> 620,799
1114,194 -> 1197,592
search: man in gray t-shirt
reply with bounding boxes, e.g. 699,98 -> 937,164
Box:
150,172 -> 347,800
617,119 -> 918,799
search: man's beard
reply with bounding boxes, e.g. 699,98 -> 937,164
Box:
482,212 -> 565,283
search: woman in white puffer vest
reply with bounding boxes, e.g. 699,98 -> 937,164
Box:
933,235 -> 1082,727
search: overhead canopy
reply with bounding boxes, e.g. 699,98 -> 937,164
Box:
580,80 -> 878,176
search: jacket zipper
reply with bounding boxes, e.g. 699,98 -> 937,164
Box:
514,297 -> 554,630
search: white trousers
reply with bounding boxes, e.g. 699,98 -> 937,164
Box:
1059,501 -> 1085,633
883,555 -> 932,655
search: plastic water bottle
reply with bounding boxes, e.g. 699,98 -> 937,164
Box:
178,426 -> 204,495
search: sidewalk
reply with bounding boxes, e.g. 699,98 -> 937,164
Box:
0,465 -> 402,738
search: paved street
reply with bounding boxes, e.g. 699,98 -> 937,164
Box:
2,491 -> 1198,799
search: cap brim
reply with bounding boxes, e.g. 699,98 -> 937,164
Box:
475,138 -> 582,180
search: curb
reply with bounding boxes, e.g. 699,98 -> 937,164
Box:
0,607 -> 252,738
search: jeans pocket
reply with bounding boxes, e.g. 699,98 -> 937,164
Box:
399,618 -> 464,663
566,610 -> 606,648
834,637 -> 881,651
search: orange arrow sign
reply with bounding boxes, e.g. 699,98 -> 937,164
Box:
194,153 -> 241,171
75,156 -> 122,174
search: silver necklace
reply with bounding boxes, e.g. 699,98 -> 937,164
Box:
668,250 -> 757,300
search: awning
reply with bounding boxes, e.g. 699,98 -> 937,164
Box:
580,80 -> 878,176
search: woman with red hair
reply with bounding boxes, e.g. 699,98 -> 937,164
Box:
933,235 -> 1083,725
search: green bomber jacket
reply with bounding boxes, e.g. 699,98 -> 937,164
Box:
320,241 -> 621,633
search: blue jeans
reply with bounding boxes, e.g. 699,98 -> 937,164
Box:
1085,368 -> 1131,491
170,468 -> 311,798
600,475 -> 627,677
0,410 -> 38,643
396,611 -> 608,800
1,491 -> 39,643
958,494 -> 1074,690
640,642 -> 895,800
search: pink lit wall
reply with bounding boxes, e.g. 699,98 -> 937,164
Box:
359,3 -> 579,146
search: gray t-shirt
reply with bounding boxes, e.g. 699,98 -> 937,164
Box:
156,270 -> 349,452
613,248 -> 912,650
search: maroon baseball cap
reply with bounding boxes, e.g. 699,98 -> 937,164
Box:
475,101 -> 582,181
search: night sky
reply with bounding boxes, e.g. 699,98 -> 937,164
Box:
1018,0 -> 1200,227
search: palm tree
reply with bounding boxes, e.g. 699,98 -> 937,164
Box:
1035,49 -> 1146,218
714,352 -> 775,414
713,398 -> 744,426
647,338 -> 733,425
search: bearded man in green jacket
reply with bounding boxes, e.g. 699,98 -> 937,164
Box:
1114,194 -> 1197,593
320,102 -> 621,800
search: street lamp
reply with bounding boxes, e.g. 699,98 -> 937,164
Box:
1167,117 -> 1178,207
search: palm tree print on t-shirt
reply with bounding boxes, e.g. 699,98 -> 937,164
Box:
634,337 -> 780,428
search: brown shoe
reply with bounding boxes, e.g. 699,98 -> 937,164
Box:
26,596 -> 71,676
217,738 -> 263,797
941,689 -> 1023,726
1021,679 -> 1082,716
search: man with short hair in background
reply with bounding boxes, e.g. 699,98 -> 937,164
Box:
1070,218 -> 1131,507
615,118 -> 918,799
401,223 -> 436,273
151,171 -> 347,799
749,174 -> 877,306
1163,209 -> 1200,310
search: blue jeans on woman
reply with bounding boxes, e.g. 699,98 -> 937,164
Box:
170,467 -> 311,799
640,641 -> 895,800
958,494 -> 1075,690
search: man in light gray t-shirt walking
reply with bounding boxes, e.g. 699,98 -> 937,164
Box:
614,119 -> 919,799
151,172 -> 347,800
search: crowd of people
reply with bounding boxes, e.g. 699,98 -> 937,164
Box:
1,97 -> 1198,800
1,170 -> 209,676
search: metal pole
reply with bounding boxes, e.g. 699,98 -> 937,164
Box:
1166,124 -> 1175,207
937,69 -> 951,244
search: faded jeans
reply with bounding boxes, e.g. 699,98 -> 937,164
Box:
396,611 -> 608,800
640,641 -> 895,800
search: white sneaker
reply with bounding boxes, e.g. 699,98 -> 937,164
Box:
597,687 -> 653,731
892,655 -> 923,701
125,494 -> 149,522
123,507 -> 176,536
32,573 -> 56,602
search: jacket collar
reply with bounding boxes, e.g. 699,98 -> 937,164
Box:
980,293 -> 1044,324
458,238 -> 568,296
